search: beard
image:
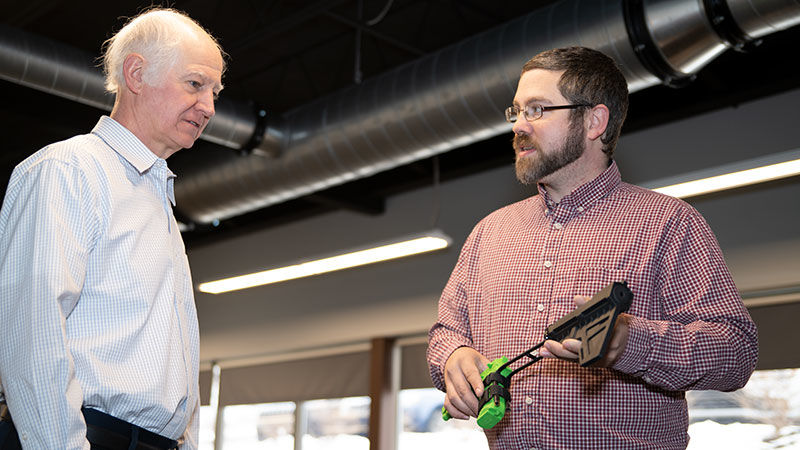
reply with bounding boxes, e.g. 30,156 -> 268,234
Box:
514,117 -> 586,185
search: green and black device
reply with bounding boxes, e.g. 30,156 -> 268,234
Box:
441,281 -> 633,429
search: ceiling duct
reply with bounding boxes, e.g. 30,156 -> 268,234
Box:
0,25 -> 261,152
1,0 -> 799,224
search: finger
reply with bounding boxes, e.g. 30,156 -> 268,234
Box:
444,396 -> 470,420
466,367 -> 485,398
477,355 -> 490,374
573,295 -> 591,306
449,384 -> 480,417
543,339 -> 579,360
561,338 -> 582,354
458,382 -> 480,416
447,368 -> 481,416
597,313 -> 630,367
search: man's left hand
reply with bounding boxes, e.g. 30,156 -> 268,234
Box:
539,295 -> 630,368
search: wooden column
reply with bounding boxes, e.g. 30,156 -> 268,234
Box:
368,337 -> 399,450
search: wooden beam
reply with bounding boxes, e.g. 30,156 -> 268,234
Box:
368,337 -> 398,450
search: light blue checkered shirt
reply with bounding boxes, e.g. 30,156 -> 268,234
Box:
0,116 -> 199,449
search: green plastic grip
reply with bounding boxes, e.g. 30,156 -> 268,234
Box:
441,356 -> 511,429
476,357 -> 511,429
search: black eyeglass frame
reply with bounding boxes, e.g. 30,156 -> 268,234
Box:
504,103 -> 592,123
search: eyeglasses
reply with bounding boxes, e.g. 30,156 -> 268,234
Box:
504,103 -> 591,123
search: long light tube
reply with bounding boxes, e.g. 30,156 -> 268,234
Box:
647,149 -> 800,199
198,232 -> 450,294
199,150 -> 800,294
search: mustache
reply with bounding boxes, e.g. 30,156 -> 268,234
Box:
513,134 -> 535,152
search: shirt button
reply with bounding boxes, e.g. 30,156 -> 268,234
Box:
537,303 -> 545,312
20,432 -> 28,441
553,222 -> 563,230
543,260 -> 553,268
525,396 -> 533,405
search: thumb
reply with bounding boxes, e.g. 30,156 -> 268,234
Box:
573,294 -> 591,306
468,369 -> 484,397
470,355 -> 491,397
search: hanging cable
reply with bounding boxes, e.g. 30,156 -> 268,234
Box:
366,0 -> 395,26
354,0 -> 364,84
430,156 -> 441,229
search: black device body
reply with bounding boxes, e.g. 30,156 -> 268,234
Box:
544,281 -> 634,366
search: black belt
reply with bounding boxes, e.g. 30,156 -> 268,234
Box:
0,404 -> 177,450
83,408 -> 178,450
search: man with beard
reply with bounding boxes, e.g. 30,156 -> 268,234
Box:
426,47 -> 757,449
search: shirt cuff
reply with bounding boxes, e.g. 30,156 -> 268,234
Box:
612,314 -> 651,377
428,334 -> 473,391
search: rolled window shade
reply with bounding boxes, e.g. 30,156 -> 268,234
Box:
218,351 -> 370,405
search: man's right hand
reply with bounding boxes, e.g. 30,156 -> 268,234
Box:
443,347 -> 490,419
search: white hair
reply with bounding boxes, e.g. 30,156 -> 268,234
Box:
101,8 -> 225,93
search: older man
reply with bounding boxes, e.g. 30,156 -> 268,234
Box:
0,8 -> 224,450
427,47 -> 758,449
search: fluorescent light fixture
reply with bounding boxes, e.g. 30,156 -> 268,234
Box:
198,231 -> 451,294
198,150 -> 800,293
647,148 -> 800,199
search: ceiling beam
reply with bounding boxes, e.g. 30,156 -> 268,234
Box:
227,0 -> 351,54
304,190 -> 385,216
323,10 -> 425,56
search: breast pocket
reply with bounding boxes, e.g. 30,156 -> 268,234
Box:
571,267 -> 649,317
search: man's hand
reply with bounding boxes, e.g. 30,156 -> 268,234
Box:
540,295 -> 631,367
443,347 -> 490,419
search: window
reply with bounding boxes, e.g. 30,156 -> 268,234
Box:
199,402 -> 295,450
199,369 -> 800,449
687,368 -> 800,449
398,388 -> 486,449
302,396 -> 371,449
198,405 -> 216,449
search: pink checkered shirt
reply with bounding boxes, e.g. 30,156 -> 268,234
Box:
427,162 -> 758,449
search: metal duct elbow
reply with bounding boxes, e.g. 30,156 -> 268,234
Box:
631,0 -> 800,84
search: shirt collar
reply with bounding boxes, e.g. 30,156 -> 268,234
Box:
92,116 -> 177,206
91,116 -> 160,175
538,160 -> 621,213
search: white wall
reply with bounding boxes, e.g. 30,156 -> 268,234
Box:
189,87 -> 800,368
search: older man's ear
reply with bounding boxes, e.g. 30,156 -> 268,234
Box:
121,53 -> 146,95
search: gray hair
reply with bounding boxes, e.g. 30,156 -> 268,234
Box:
101,8 -> 225,94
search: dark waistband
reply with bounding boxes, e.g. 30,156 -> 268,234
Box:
82,408 -> 178,450
0,403 -> 177,449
